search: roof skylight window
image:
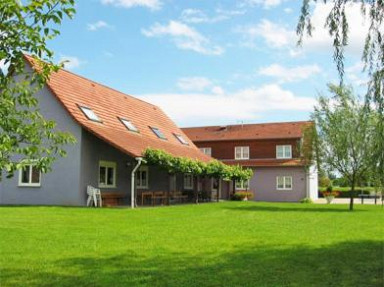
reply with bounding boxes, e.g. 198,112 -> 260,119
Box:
174,133 -> 189,145
119,117 -> 139,133
150,127 -> 167,140
79,106 -> 101,122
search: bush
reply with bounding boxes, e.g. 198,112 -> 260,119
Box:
300,197 -> 313,204
231,191 -> 253,201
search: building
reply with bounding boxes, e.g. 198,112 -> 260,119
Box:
182,122 -> 318,202
0,56 -> 211,207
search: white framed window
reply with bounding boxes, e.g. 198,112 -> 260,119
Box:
99,161 -> 116,188
211,178 -> 219,191
137,166 -> 149,189
18,164 -> 41,187
200,147 -> 212,156
174,133 -> 189,145
150,126 -> 167,140
79,106 -> 101,122
119,117 -> 139,133
276,145 -> 292,159
184,174 -> 194,190
235,180 -> 249,190
276,176 -> 293,190
235,146 -> 249,160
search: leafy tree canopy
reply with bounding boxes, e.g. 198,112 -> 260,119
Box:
0,0 -> 76,180
312,84 -> 378,210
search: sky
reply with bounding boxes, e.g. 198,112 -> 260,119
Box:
45,0 -> 369,127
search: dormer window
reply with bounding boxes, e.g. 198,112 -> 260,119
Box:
150,127 -> 167,140
79,106 -> 101,122
174,133 -> 189,145
276,145 -> 292,159
119,117 -> 139,133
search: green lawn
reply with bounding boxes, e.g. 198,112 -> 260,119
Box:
0,202 -> 383,287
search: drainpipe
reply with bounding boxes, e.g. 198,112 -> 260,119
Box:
131,157 -> 144,209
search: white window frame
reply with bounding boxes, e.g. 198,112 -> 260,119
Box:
183,174 -> 194,190
235,146 -> 249,160
18,164 -> 41,187
79,106 -> 101,122
119,117 -> 139,133
276,176 -> 293,190
99,161 -> 117,188
235,179 -> 250,190
200,147 -> 212,156
174,133 -> 189,145
136,166 -> 149,189
276,145 -> 292,159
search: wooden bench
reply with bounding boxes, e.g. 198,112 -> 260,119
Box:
101,192 -> 127,207
358,193 -> 381,205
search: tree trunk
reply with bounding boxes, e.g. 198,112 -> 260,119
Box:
195,175 -> 199,204
349,183 -> 355,211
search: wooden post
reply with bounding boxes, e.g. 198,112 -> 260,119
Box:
217,178 -> 221,202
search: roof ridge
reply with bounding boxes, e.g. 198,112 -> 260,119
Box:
182,120 -> 313,129
23,54 -> 158,109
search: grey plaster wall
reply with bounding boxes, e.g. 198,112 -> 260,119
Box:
0,82 -> 83,205
80,129 -> 173,205
250,167 -> 307,202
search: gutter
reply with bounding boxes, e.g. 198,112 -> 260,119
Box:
131,157 -> 145,209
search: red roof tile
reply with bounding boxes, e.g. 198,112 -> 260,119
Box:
24,55 -> 210,162
182,121 -> 313,142
222,159 -> 304,167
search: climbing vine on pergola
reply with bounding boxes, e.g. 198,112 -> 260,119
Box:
143,148 -> 253,182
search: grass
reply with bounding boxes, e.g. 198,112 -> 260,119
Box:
0,202 -> 383,287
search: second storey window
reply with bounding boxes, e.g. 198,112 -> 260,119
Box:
184,174 -> 194,190
276,145 -> 292,159
200,147 -> 212,156
18,164 -> 41,187
137,166 -> 149,189
99,161 -> 116,188
235,146 -> 249,160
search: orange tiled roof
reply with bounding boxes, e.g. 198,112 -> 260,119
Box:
182,121 -> 313,142
24,55 -> 210,162
222,159 -> 305,167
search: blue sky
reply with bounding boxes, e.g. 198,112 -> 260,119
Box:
47,0 -> 369,127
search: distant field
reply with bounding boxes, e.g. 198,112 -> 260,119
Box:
0,202 -> 383,287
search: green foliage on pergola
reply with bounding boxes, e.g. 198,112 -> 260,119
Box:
143,148 -> 253,181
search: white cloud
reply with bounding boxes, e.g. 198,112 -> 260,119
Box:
236,19 -> 295,49
211,86 -> 225,95
59,55 -> 84,70
142,20 -> 224,55
180,8 -> 244,24
301,3 -> 371,56
345,61 -> 369,86
139,84 -> 315,124
284,7 -> 293,14
87,21 -> 113,31
177,77 -> 213,91
101,0 -> 161,10
259,64 -> 321,83
240,0 -> 286,9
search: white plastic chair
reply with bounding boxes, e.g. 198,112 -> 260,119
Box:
87,185 -> 102,207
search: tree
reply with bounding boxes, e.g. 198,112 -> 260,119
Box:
0,0 -> 76,180
297,0 -> 384,197
312,84 -> 377,210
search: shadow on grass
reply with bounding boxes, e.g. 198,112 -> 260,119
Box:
1,241 -> 382,287
224,204 -> 366,213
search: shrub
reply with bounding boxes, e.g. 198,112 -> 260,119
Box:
300,197 -> 313,204
231,191 -> 253,201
